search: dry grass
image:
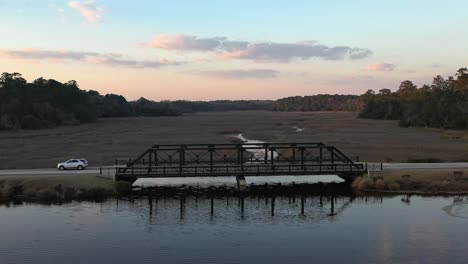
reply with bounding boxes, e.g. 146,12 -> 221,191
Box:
353,169 -> 468,193
1,111 -> 467,168
0,176 -> 131,202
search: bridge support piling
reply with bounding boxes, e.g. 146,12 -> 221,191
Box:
240,197 -> 244,218
329,195 -> 335,216
236,175 -> 247,192
301,196 -> 305,215
210,196 -> 214,216
148,196 -> 153,217
271,196 -> 275,217
180,195 -> 186,220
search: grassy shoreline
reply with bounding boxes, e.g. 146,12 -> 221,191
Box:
0,175 -> 131,203
352,169 -> 468,194
3,169 -> 468,204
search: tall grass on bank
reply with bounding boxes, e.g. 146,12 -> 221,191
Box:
352,170 -> 468,193
0,176 -> 132,203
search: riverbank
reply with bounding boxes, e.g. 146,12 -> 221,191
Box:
353,169 -> 468,194
0,176 -> 131,203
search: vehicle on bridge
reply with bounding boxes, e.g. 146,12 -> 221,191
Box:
57,159 -> 88,170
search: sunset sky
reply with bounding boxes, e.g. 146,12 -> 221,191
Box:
1,0 -> 467,100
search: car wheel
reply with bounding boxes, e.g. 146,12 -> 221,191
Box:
59,166 -> 65,170
77,165 -> 84,170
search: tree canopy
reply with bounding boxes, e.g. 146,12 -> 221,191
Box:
2,69 -> 467,130
359,68 -> 468,129
0,72 -> 272,130
273,94 -> 362,112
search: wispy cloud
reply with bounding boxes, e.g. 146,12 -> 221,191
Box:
0,48 -> 183,69
147,34 -> 372,62
194,69 -> 279,79
87,56 -> 184,68
68,1 -> 104,24
148,34 -> 249,52
366,63 -> 396,72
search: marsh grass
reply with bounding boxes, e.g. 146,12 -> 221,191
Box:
0,176 -> 129,203
353,170 -> 468,193
1,112 -> 467,168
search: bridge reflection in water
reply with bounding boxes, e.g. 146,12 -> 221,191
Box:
114,186 -> 385,224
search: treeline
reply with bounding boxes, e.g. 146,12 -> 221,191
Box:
273,94 -> 362,112
359,68 -> 468,129
0,72 -> 271,130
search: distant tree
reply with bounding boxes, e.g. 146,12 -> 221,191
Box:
359,68 -> 468,129
273,95 -> 362,112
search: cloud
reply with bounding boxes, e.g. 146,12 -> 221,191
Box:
149,35 -> 222,51
87,56 -> 184,68
147,34 -> 372,62
366,63 -> 396,71
68,1 -> 104,24
0,48 -> 183,69
220,43 -> 372,62
195,69 -> 279,79
1,49 -> 100,61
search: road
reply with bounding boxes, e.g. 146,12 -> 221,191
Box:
0,167 -> 117,178
366,162 -> 468,171
1,163 -> 468,178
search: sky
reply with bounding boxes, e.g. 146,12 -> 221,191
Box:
1,0 -> 467,100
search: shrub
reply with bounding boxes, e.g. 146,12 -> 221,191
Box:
20,115 -> 43,129
0,114 -> 18,130
63,187 -> 76,200
115,181 -> 132,195
387,182 -> 401,191
1,183 -> 23,198
351,177 -> 363,189
23,189 -> 38,200
375,179 -> 386,190
86,187 -> 110,202
36,188 -> 56,202
358,178 -> 374,191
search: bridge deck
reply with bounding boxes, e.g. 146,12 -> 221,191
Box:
115,162 -> 366,180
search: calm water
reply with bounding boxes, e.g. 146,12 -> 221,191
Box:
1,195 -> 467,264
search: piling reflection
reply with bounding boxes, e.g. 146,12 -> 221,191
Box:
116,184 -> 388,225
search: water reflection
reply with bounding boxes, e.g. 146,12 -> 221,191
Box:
115,193 -> 389,227
1,195 -> 467,264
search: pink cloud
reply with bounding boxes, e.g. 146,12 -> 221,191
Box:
0,48 -> 184,69
194,69 -> 279,80
68,1 -> 104,24
147,34 -> 372,62
366,63 -> 396,71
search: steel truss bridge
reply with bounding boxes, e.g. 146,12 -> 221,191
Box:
114,142 -> 367,181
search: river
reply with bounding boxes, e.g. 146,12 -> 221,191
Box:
0,195 -> 467,264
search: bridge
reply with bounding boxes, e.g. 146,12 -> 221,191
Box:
114,142 -> 367,182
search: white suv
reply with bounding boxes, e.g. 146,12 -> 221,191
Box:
57,159 -> 88,170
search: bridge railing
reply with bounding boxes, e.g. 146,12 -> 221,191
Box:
116,162 -> 366,178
